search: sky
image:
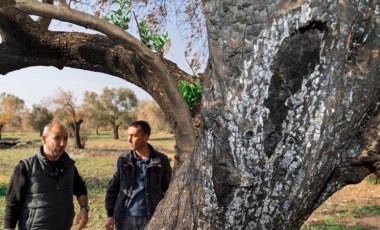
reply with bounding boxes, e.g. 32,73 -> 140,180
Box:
0,13 -> 195,109
0,67 -> 154,107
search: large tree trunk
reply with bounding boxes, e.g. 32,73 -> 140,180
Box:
148,1 -> 380,229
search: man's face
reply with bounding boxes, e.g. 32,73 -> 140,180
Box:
127,126 -> 148,151
41,124 -> 68,161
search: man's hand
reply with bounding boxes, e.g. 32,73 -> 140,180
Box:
76,208 -> 89,229
105,217 -> 115,230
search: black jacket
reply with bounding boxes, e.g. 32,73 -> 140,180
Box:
4,148 -> 87,230
105,144 -> 172,229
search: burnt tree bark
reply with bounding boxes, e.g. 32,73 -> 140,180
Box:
1,0 -> 380,229
149,1 -> 380,229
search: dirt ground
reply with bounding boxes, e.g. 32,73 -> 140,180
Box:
304,179 -> 380,229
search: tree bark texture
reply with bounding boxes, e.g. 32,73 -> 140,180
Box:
149,1 -> 380,229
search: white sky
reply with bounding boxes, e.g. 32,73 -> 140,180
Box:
0,17 -> 195,108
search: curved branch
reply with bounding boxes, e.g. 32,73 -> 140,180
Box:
0,3 -> 197,162
14,0 -> 147,53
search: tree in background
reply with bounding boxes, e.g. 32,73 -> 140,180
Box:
81,91 -> 108,135
83,87 -> 137,139
52,88 -> 84,149
28,105 -> 54,136
0,93 -> 25,140
136,100 -> 171,134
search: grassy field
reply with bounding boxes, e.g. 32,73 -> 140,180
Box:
0,131 -> 175,230
1,131 -> 380,229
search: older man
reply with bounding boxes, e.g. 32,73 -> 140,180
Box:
4,122 -> 89,230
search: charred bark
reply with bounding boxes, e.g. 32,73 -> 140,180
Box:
149,1 -> 380,229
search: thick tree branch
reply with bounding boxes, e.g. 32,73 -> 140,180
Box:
36,0 -> 54,29
13,0 -> 147,53
0,3 -> 197,162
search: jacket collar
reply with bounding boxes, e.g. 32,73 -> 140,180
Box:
122,144 -> 162,167
37,146 -> 72,166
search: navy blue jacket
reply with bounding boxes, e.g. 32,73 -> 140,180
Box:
105,144 -> 172,229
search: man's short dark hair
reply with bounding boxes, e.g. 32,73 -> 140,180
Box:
130,120 -> 151,136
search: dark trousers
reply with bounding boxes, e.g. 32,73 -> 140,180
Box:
121,216 -> 149,230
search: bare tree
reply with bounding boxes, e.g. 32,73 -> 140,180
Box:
1,1 -> 380,229
0,93 -> 25,140
52,88 -> 84,149
136,100 -> 171,133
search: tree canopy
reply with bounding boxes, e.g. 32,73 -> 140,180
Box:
28,105 -> 54,136
52,88 -> 84,148
0,93 -> 25,139
82,87 -> 137,139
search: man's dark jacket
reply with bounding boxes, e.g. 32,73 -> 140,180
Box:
19,151 -> 75,230
105,144 -> 172,229
4,148 -> 87,230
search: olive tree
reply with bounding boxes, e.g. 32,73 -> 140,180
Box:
28,105 -> 54,136
82,87 -> 137,139
52,88 -> 84,149
0,93 -> 25,139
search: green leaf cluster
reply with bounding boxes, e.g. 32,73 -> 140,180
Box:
104,0 -> 169,54
179,81 -> 202,109
105,0 -> 131,31
138,21 -> 169,54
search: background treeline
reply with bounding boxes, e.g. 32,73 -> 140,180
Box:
0,87 -> 170,148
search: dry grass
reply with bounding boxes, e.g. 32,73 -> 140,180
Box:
304,179 -> 380,229
0,130 -> 176,230
2,131 -> 380,229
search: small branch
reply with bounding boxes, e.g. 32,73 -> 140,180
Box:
133,11 -> 142,40
185,58 -> 196,76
